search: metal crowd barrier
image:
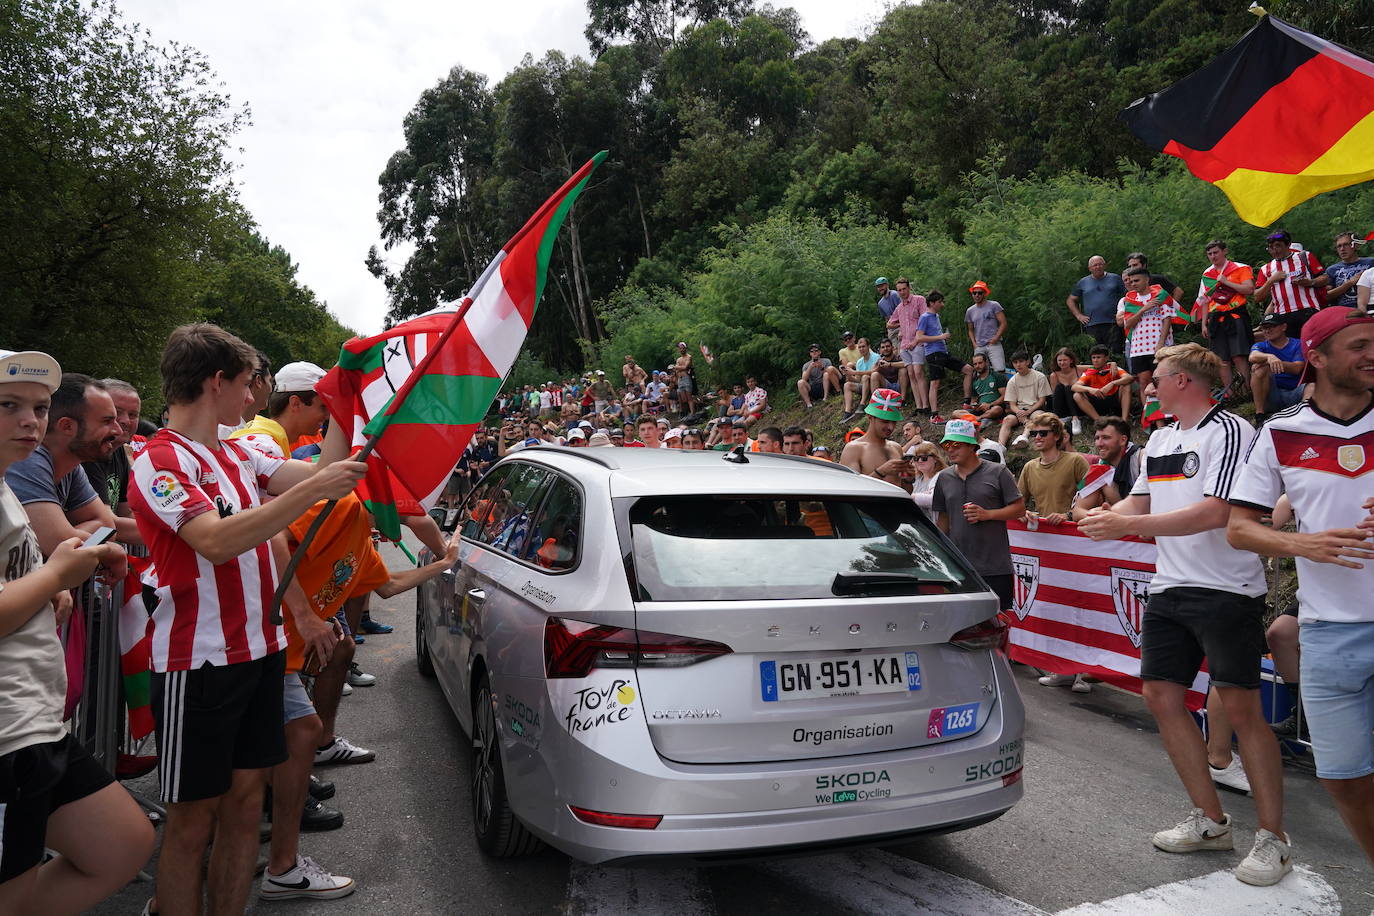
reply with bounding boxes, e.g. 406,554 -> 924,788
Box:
67,576 -> 125,772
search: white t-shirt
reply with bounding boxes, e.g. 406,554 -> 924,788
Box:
1130,405 -> 1266,596
1357,268 -> 1374,298
1004,370 -> 1051,411
1230,398 -> 1374,623
0,480 -> 67,757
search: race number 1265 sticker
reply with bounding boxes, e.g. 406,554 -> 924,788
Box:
927,703 -> 979,739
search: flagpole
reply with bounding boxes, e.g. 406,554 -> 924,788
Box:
265,298 -> 479,626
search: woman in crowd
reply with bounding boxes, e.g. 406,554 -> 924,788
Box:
1047,347 -> 1086,436
908,441 -> 948,520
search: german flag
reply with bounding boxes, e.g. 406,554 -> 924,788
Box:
1120,15 -> 1374,227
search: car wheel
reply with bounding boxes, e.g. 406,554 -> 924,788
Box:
415,589 -> 435,679
471,677 -> 543,857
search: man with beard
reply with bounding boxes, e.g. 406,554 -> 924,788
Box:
79,379 -> 144,542
5,373 -> 135,554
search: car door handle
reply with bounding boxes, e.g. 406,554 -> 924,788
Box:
466,588 -> 487,602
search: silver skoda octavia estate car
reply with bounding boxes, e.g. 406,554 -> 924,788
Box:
415,447 -> 1024,864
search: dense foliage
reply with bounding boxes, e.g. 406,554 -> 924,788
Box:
0,0 -> 354,400
374,0 -> 1374,390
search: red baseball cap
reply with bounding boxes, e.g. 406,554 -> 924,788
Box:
1299,308 -> 1374,383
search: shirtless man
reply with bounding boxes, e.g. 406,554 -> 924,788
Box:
673,342 -> 696,415
622,356 -> 647,388
840,388 -> 913,493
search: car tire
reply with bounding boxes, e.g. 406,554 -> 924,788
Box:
415,589 -> 436,679
471,677 -> 543,857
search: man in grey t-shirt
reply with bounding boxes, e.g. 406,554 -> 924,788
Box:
931,419 -> 1024,612
964,281 -> 1009,371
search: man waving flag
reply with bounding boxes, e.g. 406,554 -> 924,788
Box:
1120,14 -> 1374,226
317,151 -> 606,537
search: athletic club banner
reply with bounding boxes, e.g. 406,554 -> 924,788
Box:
1005,520 -> 1208,709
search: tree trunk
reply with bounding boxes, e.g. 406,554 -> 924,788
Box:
633,178 -> 652,258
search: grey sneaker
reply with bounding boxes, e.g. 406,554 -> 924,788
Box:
1210,752 -> 1252,795
1152,808 -> 1234,852
1038,673 -> 1075,687
1070,673 -> 1092,694
1235,829 -> 1293,886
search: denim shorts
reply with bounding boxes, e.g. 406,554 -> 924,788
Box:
283,673 -> 316,724
1300,620 -> 1374,780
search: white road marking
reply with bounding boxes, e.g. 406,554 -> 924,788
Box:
758,849 -> 1050,915
565,862 -> 715,916
1056,865 -> 1341,916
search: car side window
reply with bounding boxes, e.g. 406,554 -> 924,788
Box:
482,463 -> 551,557
524,476 -> 581,571
462,465 -> 512,541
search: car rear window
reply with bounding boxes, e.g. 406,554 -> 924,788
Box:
623,495 -> 980,601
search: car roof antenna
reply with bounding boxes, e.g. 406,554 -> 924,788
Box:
722,444 -> 749,464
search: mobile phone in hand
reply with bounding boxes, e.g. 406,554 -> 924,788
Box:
81,526 -> 116,548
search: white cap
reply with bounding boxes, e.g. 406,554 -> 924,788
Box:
567,428 -> 586,441
577,420 -> 594,430
0,349 -> 62,391
274,361 -> 327,393
664,427 -> 682,441
596,369 -> 606,375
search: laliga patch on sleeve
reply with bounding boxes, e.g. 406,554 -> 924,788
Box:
149,472 -> 189,510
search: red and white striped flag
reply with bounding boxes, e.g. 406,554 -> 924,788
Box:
1006,520 -> 1207,709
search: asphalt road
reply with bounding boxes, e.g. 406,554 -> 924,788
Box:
96,540 -> 1373,915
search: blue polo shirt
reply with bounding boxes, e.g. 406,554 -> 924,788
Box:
1071,272 -> 1127,326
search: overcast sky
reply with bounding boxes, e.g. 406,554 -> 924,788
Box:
116,0 -> 889,336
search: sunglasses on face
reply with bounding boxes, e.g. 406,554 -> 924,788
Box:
1028,429 -> 1053,438
915,455 -> 935,462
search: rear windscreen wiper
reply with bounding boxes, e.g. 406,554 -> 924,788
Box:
831,571 -> 933,595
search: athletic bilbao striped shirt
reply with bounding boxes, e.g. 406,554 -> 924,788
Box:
1257,248 -> 1325,315
1130,405 -> 1266,597
1231,399 -> 1374,623
129,429 -> 286,672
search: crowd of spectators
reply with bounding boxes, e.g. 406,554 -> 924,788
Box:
1,227 -> 1372,913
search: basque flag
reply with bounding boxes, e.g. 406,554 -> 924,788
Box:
1120,15 -> 1374,227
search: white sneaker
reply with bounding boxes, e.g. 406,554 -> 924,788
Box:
1038,673 -> 1075,687
1070,673 -> 1092,693
1012,434 -> 1029,448
346,662 -> 376,687
1236,828 -> 1292,886
260,854 -> 356,900
1210,753 -> 1252,795
1071,417 -> 1082,436
1152,808 -> 1233,853
314,736 -> 376,766
340,682 -> 352,696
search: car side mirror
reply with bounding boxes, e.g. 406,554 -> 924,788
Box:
430,506 -> 460,534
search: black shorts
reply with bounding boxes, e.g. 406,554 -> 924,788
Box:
1140,587 -> 1266,689
926,351 -> 966,381
807,380 -> 824,401
1079,391 -> 1118,417
0,734 -> 113,882
1206,309 -> 1253,360
1086,323 -> 1125,354
1127,354 -> 1156,376
1280,307 -> 1320,342
152,651 -> 288,803
984,574 -> 1014,613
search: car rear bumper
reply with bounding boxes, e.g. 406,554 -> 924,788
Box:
545,772 -> 1022,865
515,657 -> 1026,864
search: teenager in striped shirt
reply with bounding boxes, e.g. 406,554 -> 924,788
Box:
129,324 -> 365,916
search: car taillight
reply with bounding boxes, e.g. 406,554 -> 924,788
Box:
543,617 -> 732,678
569,806 -> 663,829
1002,767 -> 1024,788
949,613 -> 1010,653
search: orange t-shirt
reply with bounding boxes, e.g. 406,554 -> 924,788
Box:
283,494 -> 391,673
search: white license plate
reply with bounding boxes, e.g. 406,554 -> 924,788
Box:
759,652 -> 921,702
